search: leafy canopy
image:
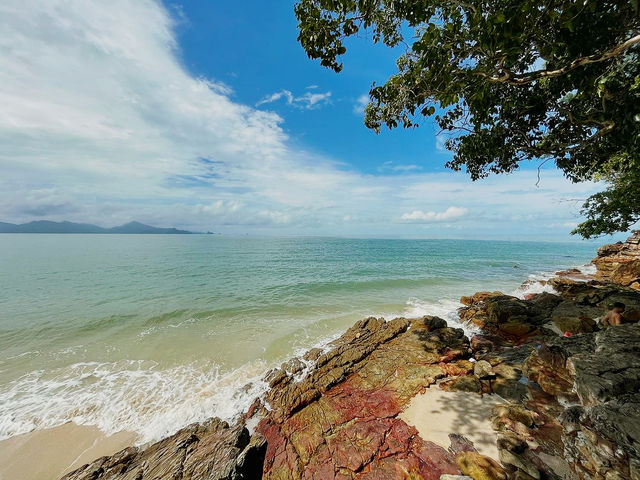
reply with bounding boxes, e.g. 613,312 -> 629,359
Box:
295,0 -> 640,237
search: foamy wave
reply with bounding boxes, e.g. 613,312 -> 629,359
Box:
0,359 -> 269,444
403,297 -> 479,336
513,274 -> 558,298
512,262 -> 596,299
577,263 -> 597,275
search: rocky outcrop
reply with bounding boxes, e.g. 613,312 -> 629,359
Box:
495,324 -> 640,480
255,316 -> 472,479
593,231 -> 640,290
61,418 -> 266,480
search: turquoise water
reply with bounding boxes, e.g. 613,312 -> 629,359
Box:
0,235 -> 596,442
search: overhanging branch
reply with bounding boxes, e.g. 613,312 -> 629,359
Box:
478,33 -> 640,85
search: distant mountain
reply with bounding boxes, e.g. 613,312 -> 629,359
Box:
0,220 -> 194,234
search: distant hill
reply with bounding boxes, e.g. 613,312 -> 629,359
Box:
0,220 -> 194,234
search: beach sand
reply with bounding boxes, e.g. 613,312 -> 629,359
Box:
400,386 -> 504,460
0,423 -> 137,480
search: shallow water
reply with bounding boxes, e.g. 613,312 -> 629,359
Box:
0,235 -> 596,442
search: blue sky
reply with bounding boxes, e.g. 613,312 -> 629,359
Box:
171,1 -> 444,174
0,0 -> 625,240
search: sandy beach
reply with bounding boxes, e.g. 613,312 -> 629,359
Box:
400,386 -> 505,460
0,423 -> 137,480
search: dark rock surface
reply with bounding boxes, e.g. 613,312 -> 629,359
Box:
61,418 -> 263,480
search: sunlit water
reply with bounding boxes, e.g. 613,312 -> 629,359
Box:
0,235 -> 596,442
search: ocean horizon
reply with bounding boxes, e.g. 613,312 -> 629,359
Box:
0,235 -> 597,444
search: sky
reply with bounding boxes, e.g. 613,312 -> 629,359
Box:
0,0 -> 624,240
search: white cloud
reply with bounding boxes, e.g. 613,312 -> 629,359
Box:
400,207 -> 468,223
353,94 -> 369,114
256,89 -> 331,110
379,161 -> 423,173
0,0 -> 606,239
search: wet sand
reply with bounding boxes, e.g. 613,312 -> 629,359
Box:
400,387 -> 504,460
0,423 -> 137,480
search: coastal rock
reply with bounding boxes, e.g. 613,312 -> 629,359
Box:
448,434 -> 478,456
256,316 -> 469,479
61,418 -> 260,480
550,300 -> 600,333
473,360 -> 494,379
593,231 -> 640,290
459,294 -> 557,341
440,375 -> 483,393
460,291 -> 504,307
455,451 -> 507,480
470,335 -> 495,355
506,324 -> 640,479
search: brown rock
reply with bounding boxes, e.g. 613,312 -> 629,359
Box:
440,375 -> 483,393
551,300 -> 600,333
493,404 -> 537,428
460,291 -> 504,306
455,451 -> 507,480
470,335 -> 495,355
593,231 -> 640,290
473,360 -> 494,379
257,315 -> 470,479
61,419 -> 256,480
448,434 -> 478,456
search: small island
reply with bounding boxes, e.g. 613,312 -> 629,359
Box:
0,220 -> 194,234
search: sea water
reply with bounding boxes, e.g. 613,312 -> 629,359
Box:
0,235 -> 596,443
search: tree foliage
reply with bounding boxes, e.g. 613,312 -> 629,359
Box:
295,0 -> 640,237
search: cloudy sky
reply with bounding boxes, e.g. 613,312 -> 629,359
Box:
0,0 -> 616,240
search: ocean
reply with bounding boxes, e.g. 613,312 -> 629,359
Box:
0,235 -> 596,444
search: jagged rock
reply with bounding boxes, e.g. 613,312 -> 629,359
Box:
497,449 -> 540,479
460,294 -> 560,342
516,324 -> 640,479
303,347 -> 323,362
441,359 -> 475,377
257,316 -> 468,479
526,292 -> 563,316
263,316 -> 412,422
554,268 -> 594,281
493,404 -> 537,429
593,231 -> 640,290
281,357 -> 305,375
470,335 -> 495,355
448,434 -> 478,456
460,291 -> 504,307
550,300 -> 600,333
61,419 -> 257,480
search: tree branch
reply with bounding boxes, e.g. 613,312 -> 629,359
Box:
477,33 -> 640,85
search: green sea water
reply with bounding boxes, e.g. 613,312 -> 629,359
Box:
0,235 -> 597,442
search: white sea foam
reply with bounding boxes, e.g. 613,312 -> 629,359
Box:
402,297 -> 479,337
0,359 -> 269,444
0,327 -> 345,445
512,262 -> 595,299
